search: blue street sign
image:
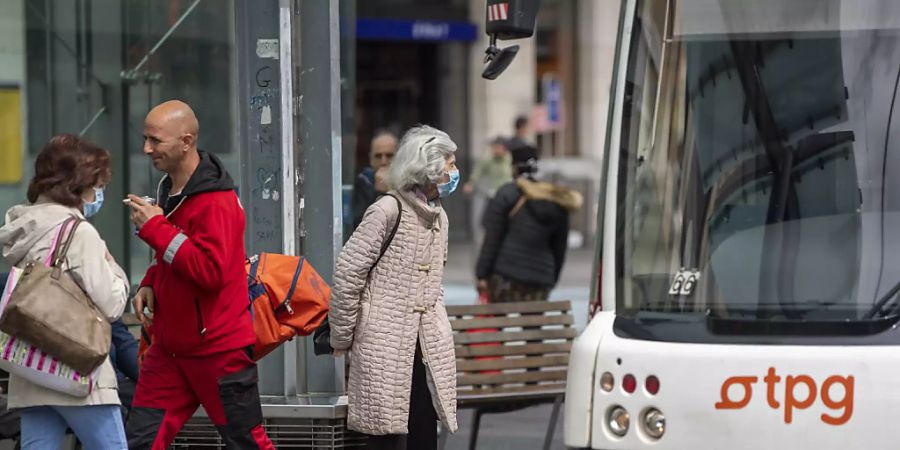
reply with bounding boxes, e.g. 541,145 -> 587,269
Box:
545,78 -> 562,125
356,18 -> 478,42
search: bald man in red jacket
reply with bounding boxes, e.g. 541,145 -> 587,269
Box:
125,101 -> 273,450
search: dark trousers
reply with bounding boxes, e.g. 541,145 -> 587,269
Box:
488,274 -> 550,303
364,343 -> 438,450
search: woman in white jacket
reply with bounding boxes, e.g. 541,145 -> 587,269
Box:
0,134 -> 130,449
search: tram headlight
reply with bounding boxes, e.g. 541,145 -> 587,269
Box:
641,408 -> 666,439
600,372 -> 615,392
607,406 -> 630,437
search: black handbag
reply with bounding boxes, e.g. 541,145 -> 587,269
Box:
313,194 -> 402,356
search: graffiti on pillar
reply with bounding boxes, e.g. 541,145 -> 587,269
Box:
246,47 -> 281,251
255,66 -> 272,88
250,167 -> 280,201
252,206 -> 277,242
250,91 -> 273,110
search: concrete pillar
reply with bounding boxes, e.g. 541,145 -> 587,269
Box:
576,0 -> 621,161
297,0 -> 344,395
468,0 -> 536,158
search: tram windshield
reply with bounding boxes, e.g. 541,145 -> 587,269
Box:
614,0 -> 900,339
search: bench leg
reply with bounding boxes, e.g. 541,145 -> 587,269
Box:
543,395 -> 564,450
469,408 -> 484,450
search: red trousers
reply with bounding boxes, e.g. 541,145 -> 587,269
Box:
125,345 -> 274,449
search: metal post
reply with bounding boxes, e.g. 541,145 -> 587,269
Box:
277,0 -> 300,399
296,0 -> 344,395
235,0 -> 292,396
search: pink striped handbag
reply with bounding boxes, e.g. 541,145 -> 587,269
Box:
0,220 -> 97,397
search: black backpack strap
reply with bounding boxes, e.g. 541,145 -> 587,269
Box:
315,195 -> 401,357
373,193 -> 402,268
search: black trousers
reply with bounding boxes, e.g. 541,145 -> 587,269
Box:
364,343 -> 438,450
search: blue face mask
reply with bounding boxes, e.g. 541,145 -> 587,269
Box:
83,187 -> 104,218
437,170 -> 460,198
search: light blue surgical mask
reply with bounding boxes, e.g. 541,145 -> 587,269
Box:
437,170 -> 460,198
83,187 -> 104,218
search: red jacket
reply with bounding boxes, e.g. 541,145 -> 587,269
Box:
138,152 -> 254,356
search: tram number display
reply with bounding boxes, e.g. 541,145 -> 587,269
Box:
668,269 -> 701,296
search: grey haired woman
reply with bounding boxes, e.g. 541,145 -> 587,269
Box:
329,125 -> 460,450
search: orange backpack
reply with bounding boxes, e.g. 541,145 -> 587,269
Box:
137,254 -> 331,364
246,253 -> 330,360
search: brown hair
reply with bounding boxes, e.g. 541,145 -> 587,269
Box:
27,134 -> 112,208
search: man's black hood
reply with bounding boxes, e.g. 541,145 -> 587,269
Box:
157,150 -> 236,215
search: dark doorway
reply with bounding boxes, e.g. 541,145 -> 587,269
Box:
355,41 -> 440,170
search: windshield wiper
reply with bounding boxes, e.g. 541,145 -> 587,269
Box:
864,280 -> 900,319
706,309 -> 895,336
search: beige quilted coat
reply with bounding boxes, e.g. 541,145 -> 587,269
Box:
330,188 -> 458,435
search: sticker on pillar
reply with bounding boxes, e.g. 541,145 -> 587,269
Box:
261,106 -> 272,125
256,39 -> 280,59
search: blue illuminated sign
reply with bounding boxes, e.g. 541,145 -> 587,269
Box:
356,18 -> 478,42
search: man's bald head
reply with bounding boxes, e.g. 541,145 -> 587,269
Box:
143,100 -> 201,173
146,100 -> 200,141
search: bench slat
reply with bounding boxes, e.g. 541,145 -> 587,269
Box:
450,314 -> 573,330
458,369 -> 568,386
453,328 -> 576,345
458,383 -> 567,400
446,301 -> 572,317
454,342 -> 572,358
457,355 -> 569,372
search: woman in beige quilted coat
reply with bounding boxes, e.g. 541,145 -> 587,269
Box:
330,125 -> 460,450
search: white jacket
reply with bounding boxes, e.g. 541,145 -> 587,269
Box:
0,197 -> 129,408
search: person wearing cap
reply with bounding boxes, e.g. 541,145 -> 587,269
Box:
475,145 -> 583,302
463,136 -> 513,198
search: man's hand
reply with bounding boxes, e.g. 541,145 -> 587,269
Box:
333,349 -> 347,358
133,286 -> 155,328
477,279 -> 489,293
374,166 -> 390,193
126,194 -> 164,229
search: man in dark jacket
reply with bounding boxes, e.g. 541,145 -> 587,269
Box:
352,130 -> 398,229
475,146 -> 582,302
124,101 -> 273,449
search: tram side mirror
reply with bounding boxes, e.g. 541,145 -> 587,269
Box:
482,45 -> 520,80
482,0 -> 540,80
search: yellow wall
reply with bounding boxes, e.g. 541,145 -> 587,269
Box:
0,87 -> 22,184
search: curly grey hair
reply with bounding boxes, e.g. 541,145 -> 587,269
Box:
388,125 -> 457,191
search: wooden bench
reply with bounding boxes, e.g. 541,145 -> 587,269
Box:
440,300 -> 576,450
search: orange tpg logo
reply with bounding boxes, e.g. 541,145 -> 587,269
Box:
715,368 -> 854,425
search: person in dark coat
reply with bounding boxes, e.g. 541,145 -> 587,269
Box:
352,130 -> 398,230
505,115 -> 532,153
475,146 -> 583,302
